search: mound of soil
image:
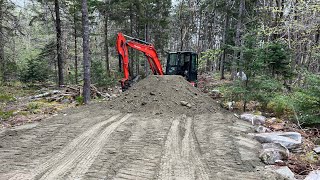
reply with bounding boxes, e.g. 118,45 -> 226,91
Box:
106,75 -> 218,115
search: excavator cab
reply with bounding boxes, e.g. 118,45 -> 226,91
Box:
166,51 -> 198,86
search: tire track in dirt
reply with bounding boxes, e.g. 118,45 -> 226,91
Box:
8,113 -> 131,180
193,113 -> 280,180
82,114 -> 171,180
158,115 -> 210,180
67,114 -> 132,179
110,116 -> 169,180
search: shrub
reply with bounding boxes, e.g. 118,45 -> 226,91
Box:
20,58 -> 51,83
267,94 -> 293,116
292,74 -> 320,125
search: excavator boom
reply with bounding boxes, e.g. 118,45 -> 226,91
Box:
116,32 -> 164,89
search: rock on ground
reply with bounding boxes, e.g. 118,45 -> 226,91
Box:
240,113 -> 266,125
265,166 -> 296,180
260,143 -> 289,165
252,132 -> 302,150
256,126 -> 271,133
304,170 -> 320,180
313,146 -> 320,154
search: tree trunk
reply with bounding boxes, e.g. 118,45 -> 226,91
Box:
74,7 -> 78,84
144,22 -> 149,75
0,0 -> 5,83
129,4 -> 134,77
104,9 -> 110,77
233,0 -> 245,80
220,13 -> 229,80
54,0 -> 64,86
82,0 -> 91,104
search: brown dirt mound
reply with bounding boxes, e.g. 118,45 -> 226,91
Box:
106,75 -> 218,115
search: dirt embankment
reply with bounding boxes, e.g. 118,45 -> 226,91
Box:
106,75 -> 217,115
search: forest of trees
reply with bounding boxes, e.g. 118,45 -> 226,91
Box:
0,0 -> 319,125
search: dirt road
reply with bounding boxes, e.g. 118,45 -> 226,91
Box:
0,104 -> 282,180
0,76 -> 282,179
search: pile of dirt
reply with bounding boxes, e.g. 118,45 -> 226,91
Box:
106,75 -> 218,115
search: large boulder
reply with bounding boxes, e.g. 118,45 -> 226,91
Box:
253,132 -> 302,150
265,166 -> 296,180
304,170 -> 320,180
240,113 -> 266,125
259,143 -> 289,165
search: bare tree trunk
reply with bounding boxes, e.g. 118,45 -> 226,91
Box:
82,0 -> 91,104
220,13 -> 229,80
129,4 -> 134,77
74,8 -> 78,84
144,22 -> 149,75
104,10 -> 110,77
54,0 -> 64,86
0,0 -> 5,83
232,0 -> 245,80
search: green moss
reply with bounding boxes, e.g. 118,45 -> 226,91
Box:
0,94 -> 15,102
0,110 -> 14,120
27,102 -> 40,110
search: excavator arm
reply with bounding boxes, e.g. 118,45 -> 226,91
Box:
116,32 -> 164,89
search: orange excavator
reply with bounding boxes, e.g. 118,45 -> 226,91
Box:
116,32 -> 198,90
116,32 -> 164,90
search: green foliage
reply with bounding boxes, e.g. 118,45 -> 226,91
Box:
224,76 -> 283,109
258,42 -> 293,79
223,32 -> 295,112
0,109 -> 14,121
199,49 -> 221,71
75,96 -> 84,105
27,102 -> 40,110
292,73 -> 320,125
91,60 -> 117,87
267,94 -> 294,116
20,58 -> 51,83
0,94 -> 15,102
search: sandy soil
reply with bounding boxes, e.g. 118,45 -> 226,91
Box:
0,76 -> 283,180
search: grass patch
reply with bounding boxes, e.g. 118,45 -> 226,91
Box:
0,94 -> 16,102
0,109 -> 14,120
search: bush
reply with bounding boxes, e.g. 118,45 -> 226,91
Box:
75,96 -> 84,105
292,74 -> 320,125
20,58 -> 51,83
267,94 -> 293,116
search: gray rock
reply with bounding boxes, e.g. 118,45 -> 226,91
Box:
256,126 -> 271,133
265,166 -> 296,180
180,101 -> 189,106
313,146 -> 320,154
260,143 -> 289,165
304,170 -> 320,180
150,92 -> 156,96
253,132 -> 302,150
240,113 -> 266,125
211,89 -> 220,93
61,98 -> 71,104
